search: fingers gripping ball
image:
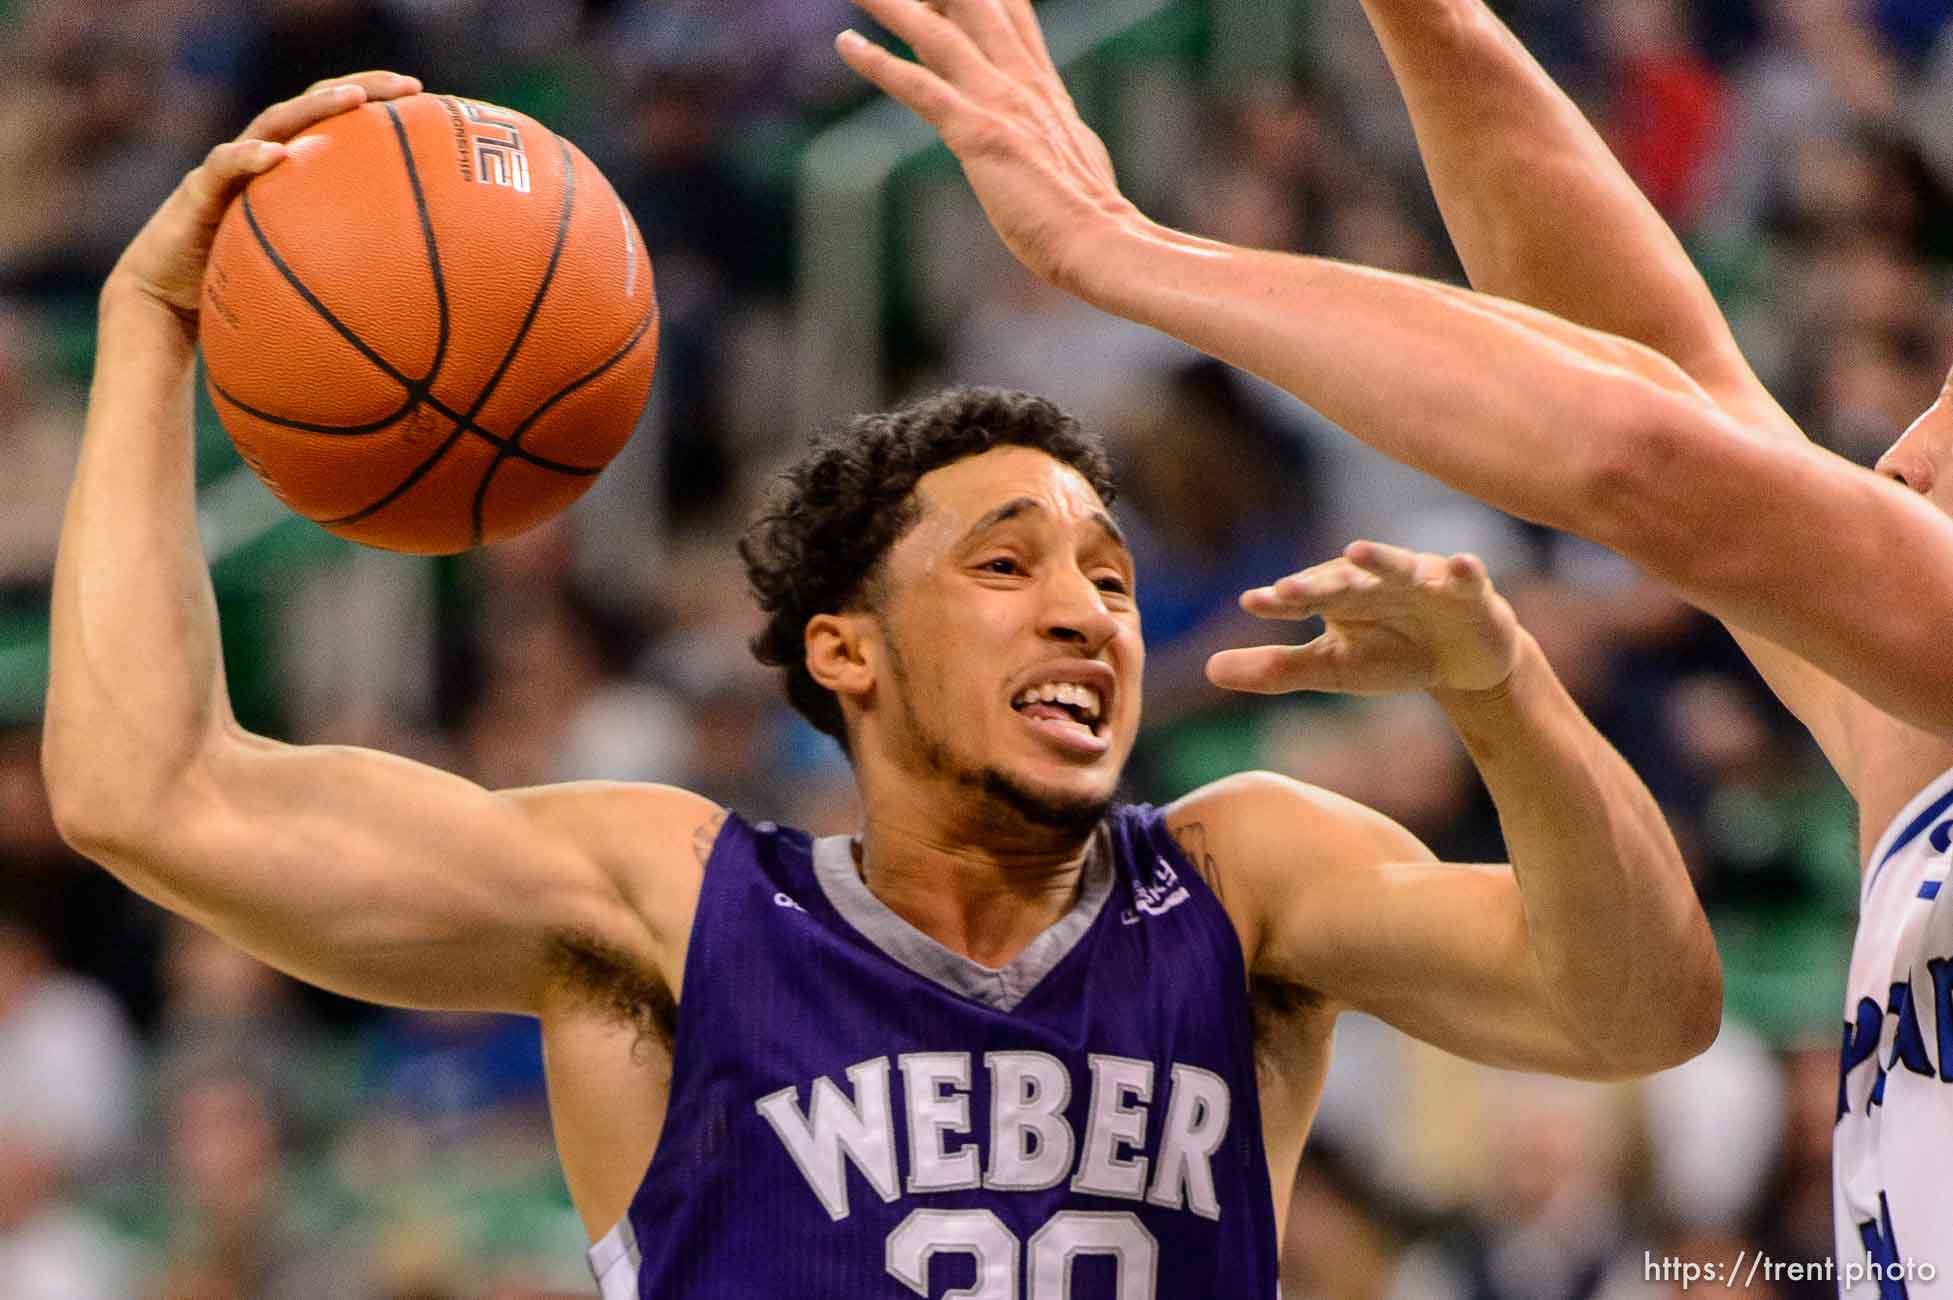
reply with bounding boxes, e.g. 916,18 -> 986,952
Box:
200,93 -> 657,554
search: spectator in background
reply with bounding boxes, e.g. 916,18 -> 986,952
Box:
447,521 -> 688,790
0,893 -> 141,1300
0,722 -> 165,1025
1384,1075 -> 1648,1300
232,0 -> 424,127
153,921 -> 340,1147
152,1055 -> 374,1300
1593,0 -> 1728,225
1748,1044 -> 1848,1298
1110,361 -> 1316,733
0,1 -> 210,294
0,304 -> 80,586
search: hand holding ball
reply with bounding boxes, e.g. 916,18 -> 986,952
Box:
200,93 -> 657,554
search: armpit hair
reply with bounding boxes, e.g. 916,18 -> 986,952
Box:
1251,973 -> 1325,1024
543,929 -> 677,1056
1250,973 -> 1327,1089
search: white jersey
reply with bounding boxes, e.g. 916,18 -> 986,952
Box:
1836,764 -> 1953,1297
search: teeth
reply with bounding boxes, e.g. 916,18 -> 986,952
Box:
1012,681 -> 1103,722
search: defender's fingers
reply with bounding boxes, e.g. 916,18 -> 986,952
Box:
850,0 -> 997,87
995,0 -> 1063,75
937,0 -> 1039,73
837,29 -> 966,127
1206,643 -> 1335,695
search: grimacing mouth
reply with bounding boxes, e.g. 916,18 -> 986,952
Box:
1009,678 -> 1107,737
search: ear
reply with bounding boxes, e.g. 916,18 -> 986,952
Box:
804,611 -> 876,701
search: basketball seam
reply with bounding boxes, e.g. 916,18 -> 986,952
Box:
209,377 -> 603,474
322,129 -> 579,533
461,131 -> 580,545
471,296 -> 658,542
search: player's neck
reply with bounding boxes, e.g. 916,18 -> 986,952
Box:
852,816 -> 1093,970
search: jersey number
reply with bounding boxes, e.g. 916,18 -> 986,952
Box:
885,1208 -> 1157,1298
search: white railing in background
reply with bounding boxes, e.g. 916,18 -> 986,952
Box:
793,0 -> 1206,434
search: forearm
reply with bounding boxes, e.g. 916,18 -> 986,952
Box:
1072,220 -> 1701,533
1433,635 -> 1719,1070
43,280 -> 233,844
1363,4 -> 1716,353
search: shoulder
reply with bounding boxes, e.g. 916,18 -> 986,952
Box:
1163,771 -> 1434,878
1161,772 -> 1436,963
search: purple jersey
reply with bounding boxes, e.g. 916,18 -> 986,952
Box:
587,805 -> 1279,1299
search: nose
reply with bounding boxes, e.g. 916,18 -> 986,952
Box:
1877,430 -> 1938,497
1039,566 -> 1120,653
1878,392 -> 1953,497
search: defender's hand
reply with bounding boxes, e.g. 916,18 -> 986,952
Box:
107,71 -> 422,325
836,0 -> 1139,289
1207,541 -> 1522,697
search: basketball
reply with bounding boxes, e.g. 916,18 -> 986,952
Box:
199,93 -> 657,554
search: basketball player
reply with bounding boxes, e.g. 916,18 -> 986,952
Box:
1336,3 -> 1953,1285
42,72 -> 1721,1298
833,0 -> 1953,1286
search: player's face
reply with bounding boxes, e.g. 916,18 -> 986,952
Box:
867,446 -> 1143,835
1876,370 -> 1953,516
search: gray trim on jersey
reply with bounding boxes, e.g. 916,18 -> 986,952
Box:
811,829 -> 1114,1013
588,1215 -> 641,1300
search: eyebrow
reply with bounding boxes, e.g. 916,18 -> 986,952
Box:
961,497 -> 1128,552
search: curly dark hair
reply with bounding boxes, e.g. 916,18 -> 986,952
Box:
739,386 -> 1117,753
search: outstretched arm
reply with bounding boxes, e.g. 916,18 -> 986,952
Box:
836,0 -> 1953,740
1359,0 -> 1763,403
1174,543 -> 1718,1077
42,76 -> 713,1016
1354,0 -> 1883,775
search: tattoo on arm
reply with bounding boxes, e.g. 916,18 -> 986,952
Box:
693,809 -> 729,868
1171,821 -> 1226,907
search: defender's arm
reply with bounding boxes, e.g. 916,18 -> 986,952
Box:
1360,0 -> 1757,397
1355,0 -> 1870,770
838,0 -> 1953,740
43,77 -> 711,1016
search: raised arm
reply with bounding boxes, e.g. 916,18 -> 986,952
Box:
1353,0 -> 1895,778
1173,542 -> 1718,1078
41,76 -> 713,1016
836,0 -> 1953,740
1358,0 -> 1766,404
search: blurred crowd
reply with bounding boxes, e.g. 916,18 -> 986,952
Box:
4,0 -> 1951,1296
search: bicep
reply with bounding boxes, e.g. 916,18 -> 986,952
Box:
94,733 -> 697,1014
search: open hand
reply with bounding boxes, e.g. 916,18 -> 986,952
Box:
1207,541 -> 1523,698
108,71 -> 421,326
836,0 -> 1139,289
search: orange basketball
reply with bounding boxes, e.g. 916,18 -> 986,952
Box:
199,93 -> 657,554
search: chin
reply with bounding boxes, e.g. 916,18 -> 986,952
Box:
977,766 -> 1117,837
